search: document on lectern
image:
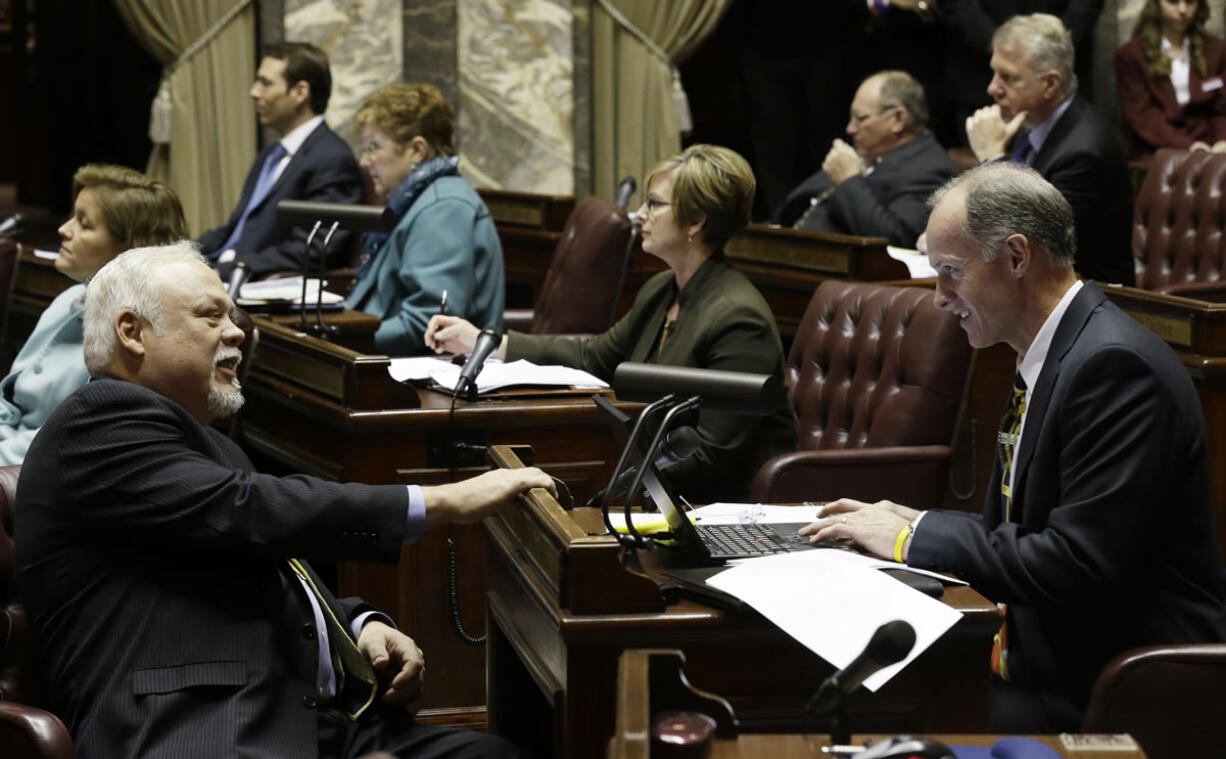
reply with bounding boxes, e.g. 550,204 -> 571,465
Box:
705,548 -> 962,690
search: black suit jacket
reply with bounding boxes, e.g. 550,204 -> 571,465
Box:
197,122 -> 363,278
910,283 -> 1226,721
774,133 -> 958,247
1017,97 -> 1135,285
14,377 -> 408,758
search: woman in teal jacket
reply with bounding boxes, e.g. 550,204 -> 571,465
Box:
347,83 -> 504,356
0,164 -> 185,464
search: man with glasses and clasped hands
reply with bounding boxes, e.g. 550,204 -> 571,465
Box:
772,70 -> 957,248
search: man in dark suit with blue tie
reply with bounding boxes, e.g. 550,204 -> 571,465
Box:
802,163 -> 1226,734
197,42 -> 363,280
14,242 -> 550,757
962,13 -> 1133,285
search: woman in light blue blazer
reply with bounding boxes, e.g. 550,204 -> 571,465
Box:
0,164 -> 186,464
347,83 -> 504,356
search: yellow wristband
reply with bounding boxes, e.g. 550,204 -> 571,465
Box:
893,524 -> 912,563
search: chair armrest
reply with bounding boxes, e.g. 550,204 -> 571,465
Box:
503,309 -> 535,332
750,445 -> 952,505
0,702 -> 77,758
1157,280 -> 1226,302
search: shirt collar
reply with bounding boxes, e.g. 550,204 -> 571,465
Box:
1161,35 -> 1190,61
1017,279 -> 1083,392
1027,96 -> 1074,156
278,115 -> 325,157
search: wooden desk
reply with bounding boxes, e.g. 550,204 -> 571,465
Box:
238,319 -> 637,724
479,188 -> 574,308
610,649 -> 1146,759
484,446 -> 1001,759
1102,286 -> 1226,557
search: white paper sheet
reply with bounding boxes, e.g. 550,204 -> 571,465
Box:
887,246 -> 938,279
238,276 -> 344,304
426,359 -> 608,393
387,356 -> 457,383
705,548 -> 964,690
33,249 -> 59,260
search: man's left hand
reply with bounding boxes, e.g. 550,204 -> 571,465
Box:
799,498 -> 917,561
823,139 -> 863,186
358,620 -> 425,707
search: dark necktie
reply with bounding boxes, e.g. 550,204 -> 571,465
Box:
287,559 -> 378,719
990,373 -> 1027,680
1010,133 -> 1035,166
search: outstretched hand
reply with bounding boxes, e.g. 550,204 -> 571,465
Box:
422,467 -> 556,528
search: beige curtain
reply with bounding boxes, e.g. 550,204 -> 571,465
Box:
592,1 -> 733,202
111,0 -> 257,237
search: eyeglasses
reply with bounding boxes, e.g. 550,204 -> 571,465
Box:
643,198 -> 670,217
850,105 -> 900,125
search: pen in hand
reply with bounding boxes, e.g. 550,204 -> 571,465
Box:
439,289 -> 448,316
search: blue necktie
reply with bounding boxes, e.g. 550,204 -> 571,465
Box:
211,143 -> 288,260
1010,133 -> 1034,165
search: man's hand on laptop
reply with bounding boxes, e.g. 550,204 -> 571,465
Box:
798,498 -> 920,561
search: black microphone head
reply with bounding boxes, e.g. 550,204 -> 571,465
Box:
615,176 -> 638,209
659,425 -> 700,461
865,620 -> 916,667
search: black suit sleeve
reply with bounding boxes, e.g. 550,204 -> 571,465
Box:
909,346 -> 1179,606
825,173 -> 938,247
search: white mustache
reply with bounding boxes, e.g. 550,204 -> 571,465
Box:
213,347 -> 243,368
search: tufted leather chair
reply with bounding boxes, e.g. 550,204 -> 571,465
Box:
750,282 -> 972,505
1133,148 -> 1226,298
1082,643 -> 1226,759
503,195 -> 634,334
0,465 -> 77,758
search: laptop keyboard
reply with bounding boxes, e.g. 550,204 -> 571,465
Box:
696,523 -> 807,558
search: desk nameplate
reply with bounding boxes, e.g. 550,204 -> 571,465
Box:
727,236 -> 853,274
1121,307 -> 1194,348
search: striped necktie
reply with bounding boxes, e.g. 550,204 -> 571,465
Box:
990,373 -> 1027,680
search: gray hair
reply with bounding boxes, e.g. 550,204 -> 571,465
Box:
83,241 -> 205,372
872,70 -> 929,133
929,162 -> 1076,267
993,13 -> 1078,97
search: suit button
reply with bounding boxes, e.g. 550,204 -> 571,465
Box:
302,623 -> 316,641
302,695 -> 317,709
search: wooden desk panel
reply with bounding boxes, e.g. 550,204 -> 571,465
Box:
485,447 -> 1000,759
3,248 -> 73,363
238,320 -> 636,723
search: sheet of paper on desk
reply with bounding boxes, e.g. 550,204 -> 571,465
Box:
705,548 -> 963,690
388,356 -> 457,382
238,276 -> 344,304
690,502 -> 822,524
427,359 -> 608,393
33,249 -> 59,260
887,246 -> 937,278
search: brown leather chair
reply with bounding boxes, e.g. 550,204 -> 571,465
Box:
1082,643 -> 1226,759
1133,148 -> 1226,298
750,281 -> 972,505
0,465 -> 77,758
503,195 -> 634,334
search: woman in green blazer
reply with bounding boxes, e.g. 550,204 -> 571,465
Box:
426,144 -> 797,501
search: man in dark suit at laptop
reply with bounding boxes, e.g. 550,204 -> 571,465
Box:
15,241 -> 551,757
802,163 -> 1226,734
773,70 -> 957,248
197,42 -> 363,280
962,13 -> 1133,285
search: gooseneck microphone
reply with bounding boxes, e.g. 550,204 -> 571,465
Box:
226,261 -> 251,300
807,620 -> 916,716
0,212 -> 24,238
586,426 -> 699,507
453,327 -> 502,400
615,176 -> 637,209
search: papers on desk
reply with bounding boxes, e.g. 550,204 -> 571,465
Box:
703,539 -> 964,691
237,277 -> 345,306
887,246 -> 937,279
387,357 -> 608,394
32,249 -> 59,260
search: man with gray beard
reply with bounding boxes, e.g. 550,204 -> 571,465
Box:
13,242 -> 549,757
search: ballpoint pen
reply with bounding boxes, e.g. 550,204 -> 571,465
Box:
439,289 -> 448,316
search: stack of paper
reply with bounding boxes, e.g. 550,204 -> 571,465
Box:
238,277 -> 345,305
387,357 -> 608,393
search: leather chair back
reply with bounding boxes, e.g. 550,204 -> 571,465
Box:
0,463 -> 75,757
529,196 -> 633,334
787,281 -> 970,451
1082,643 -> 1226,759
1133,148 -> 1226,293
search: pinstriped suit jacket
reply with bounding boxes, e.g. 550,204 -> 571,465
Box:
14,376 -> 408,758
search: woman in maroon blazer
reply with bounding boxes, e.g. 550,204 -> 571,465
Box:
1116,0 -> 1226,159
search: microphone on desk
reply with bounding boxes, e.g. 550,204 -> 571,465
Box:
806,620 -> 916,716
615,176 -> 637,210
0,212 -> 24,238
226,261 -> 251,300
586,425 -> 700,507
453,327 -> 503,400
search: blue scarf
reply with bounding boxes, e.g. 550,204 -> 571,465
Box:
358,155 -> 461,277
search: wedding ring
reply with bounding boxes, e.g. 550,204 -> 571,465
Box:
841,516 -> 848,524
